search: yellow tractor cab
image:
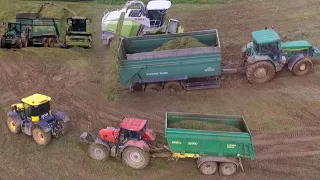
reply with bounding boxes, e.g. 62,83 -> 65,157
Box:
15,93 -> 52,122
7,93 -> 70,145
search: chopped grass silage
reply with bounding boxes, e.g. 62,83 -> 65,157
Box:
168,120 -> 242,132
155,37 -> 207,51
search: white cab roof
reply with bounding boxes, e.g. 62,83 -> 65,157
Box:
147,0 -> 171,10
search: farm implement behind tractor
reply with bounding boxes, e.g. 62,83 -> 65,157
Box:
7,94 -> 70,145
80,112 -> 255,176
0,2 -> 92,49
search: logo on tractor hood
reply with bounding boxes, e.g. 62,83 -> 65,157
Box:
204,67 -> 215,72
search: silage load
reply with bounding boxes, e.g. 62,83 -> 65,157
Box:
155,37 -> 207,51
168,120 -> 242,132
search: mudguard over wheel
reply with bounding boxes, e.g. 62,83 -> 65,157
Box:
246,61 -> 275,84
88,143 -> 110,161
122,147 -> 150,169
145,83 -> 162,92
199,161 -> 218,175
292,58 -> 313,76
219,162 -> 237,176
32,127 -> 52,145
164,81 -> 183,92
7,116 -> 21,134
16,39 -> 22,49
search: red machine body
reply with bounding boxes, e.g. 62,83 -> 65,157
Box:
98,118 -> 156,147
99,127 -> 120,143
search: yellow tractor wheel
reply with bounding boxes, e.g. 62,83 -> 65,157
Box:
7,116 -> 21,134
32,127 -> 52,145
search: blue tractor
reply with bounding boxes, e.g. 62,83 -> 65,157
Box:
7,94 -> 70,145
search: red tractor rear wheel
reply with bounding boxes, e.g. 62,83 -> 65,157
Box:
88,143 -> 110,161
122,147 -> 150,169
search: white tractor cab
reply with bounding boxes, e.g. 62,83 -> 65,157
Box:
101,0 -> 183,46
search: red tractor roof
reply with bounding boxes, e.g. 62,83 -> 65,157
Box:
120,118 -> 147,132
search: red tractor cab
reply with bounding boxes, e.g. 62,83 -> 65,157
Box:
80,117 -> 156,169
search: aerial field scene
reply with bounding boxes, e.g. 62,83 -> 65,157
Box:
0,0 -> 320,179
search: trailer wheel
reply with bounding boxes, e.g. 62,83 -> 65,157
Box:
246,61 -> 275,84
7,116 -> 21,134
122,147 -> 150,169
292,58 -> 313,76
32,127 -> 52,145
88,143 -> 110,161
219,162 -> 237,176
164,81 -> 183,92
48,38 -> 54,47
23,40 -> 28,48
43,38 -> 49,47
16,39 -> 22,49
199,161 -> 218,175
145,83 -> 162,92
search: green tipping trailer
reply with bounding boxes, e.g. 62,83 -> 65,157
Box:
118,30 -> 231,92
16,14 -> 61,47
165,112 -> 255,176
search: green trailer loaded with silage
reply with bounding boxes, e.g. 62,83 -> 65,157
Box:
118,29 -> 236,92
165,112 -> 255,176
16,14 -> 61,47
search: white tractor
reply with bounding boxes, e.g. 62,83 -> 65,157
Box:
101,0 -> 183,46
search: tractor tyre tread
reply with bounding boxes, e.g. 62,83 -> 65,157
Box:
7,116 -> 22,134
292,58 -> 313,76
32,127 -> 52,145
59,120 -> 69,135
88,143 -> 110,161
16,39 -> 22,49
246,61 -> 275,84
122,147 -> 150,169
1,36 -> 5,48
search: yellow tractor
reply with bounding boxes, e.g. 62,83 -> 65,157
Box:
7,93 -> 70,145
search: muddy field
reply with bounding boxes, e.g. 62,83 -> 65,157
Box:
1,0 -> 320,179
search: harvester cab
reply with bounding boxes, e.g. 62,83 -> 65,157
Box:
7,94 -> 70,145
242,28 -> 320,84
80,117 -> 156,169
65,17 -> 93,48
101,0 -> 183,46
1,22 -> 29,48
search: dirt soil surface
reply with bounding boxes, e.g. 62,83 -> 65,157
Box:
1,0 -> 320,179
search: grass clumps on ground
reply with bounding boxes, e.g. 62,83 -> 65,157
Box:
168,120 -> 242,132
155,37 -> 207,51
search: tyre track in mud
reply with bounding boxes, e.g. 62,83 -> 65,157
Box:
254,131 -> 320,161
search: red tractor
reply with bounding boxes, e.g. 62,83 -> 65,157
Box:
80,117 -> 156,169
